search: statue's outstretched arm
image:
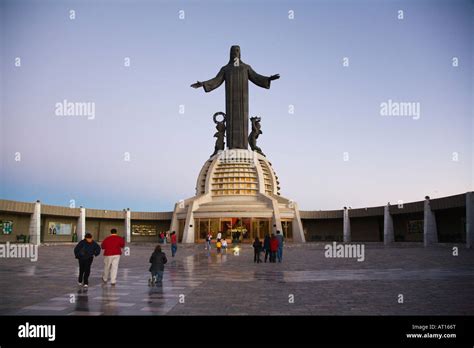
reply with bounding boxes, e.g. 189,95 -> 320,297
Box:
191,67 -> 225,92
248,66 -> 279,89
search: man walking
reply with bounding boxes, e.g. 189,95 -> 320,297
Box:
170,231 -> 177,257
270,234 -> 278,263
253,237 -> 263,263
74,233 -> 101,288
101,228 -> 125,286
263,233 -> 271,263
276,230 -> 284,263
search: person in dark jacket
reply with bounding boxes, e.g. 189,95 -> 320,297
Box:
149,245 -> 168,285
74,233 -> 101,288
263,234 -> 271,263
270,234 -> 278,263
253,237 -> 263,263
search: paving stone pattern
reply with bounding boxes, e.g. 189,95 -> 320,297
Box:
1,243 -> 473,315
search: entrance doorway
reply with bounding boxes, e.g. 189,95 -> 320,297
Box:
194,217 -> 271,243
252,219 -> 270,240
224,218 -> 251,243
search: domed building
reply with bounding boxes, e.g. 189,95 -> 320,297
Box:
170,149 -> 305,243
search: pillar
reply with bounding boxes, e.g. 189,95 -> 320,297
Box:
125,208 -> 131,243
423,196 -> 438,247
343,207 -> 351,243
291,201 -> 306,243
383,203 -> 394,245
77,206 -> 86,240
271,199 -> 283,235
28,200 -> 41,245
466,192 -> 474,249
182,200 -> 196,244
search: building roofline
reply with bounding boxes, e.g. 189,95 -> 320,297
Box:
0,192 -> 470,220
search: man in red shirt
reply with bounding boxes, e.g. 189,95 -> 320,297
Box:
170,231 -> 177,257
101,228 -> 125,286
270,234 -> 278,263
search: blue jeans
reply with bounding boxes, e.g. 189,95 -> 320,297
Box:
171,244 -> 177,257
152,271 -> 164,282
277,247 -> 283,262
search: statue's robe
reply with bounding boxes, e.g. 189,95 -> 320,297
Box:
202,62 -> 272,149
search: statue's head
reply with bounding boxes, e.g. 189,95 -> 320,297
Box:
229,45 -> 241,61
250,116 -> 261,124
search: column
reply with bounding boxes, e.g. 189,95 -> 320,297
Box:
183,200 -> 197,243
77,206 -> 86,240
466,192 -> 474,249
271,199 -> 283,235
423,196 -> 438,247
28,200 -> 41,245
383,203 -> 394,245
343,207 -> 351,243
291,201 -> 306,243
125,208 -> 131,243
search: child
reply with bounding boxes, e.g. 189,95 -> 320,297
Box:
149,245 -> 167,285
216,239 -> 222,254
205,232 -> 212,250
221,238 -> 228,252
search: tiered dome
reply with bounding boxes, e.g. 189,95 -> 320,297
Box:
195,149 -> 280,197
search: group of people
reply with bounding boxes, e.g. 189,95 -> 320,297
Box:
73,228 -> 125,288
73,229 -> 179,287
74,228 -> 284,288
205,232 -> 228,253
159,231 -> 175,245
253,231 -> 284,263
159,231 -> 167,244
158,230 -> 178,257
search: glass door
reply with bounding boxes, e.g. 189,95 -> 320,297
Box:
221,218 -> 233,241
198,219 -> 209,241
240,218 -> 251,242
252,219 -> 270,240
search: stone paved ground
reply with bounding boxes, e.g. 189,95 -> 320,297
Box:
0,243 -> 473,315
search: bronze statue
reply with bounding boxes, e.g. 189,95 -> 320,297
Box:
211,112 -> 226,157
191,45 -> 279,150
249,116 -> 264,156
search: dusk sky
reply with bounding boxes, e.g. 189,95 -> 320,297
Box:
0,0 -> 472,212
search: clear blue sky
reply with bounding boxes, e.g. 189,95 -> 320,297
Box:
0,0 -> 472,211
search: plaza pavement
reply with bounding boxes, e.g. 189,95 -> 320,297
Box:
0,243 -> 473,315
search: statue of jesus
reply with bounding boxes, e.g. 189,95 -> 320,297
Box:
191,45 -> 280,149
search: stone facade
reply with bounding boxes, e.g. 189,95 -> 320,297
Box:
0,192 -> 471,246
